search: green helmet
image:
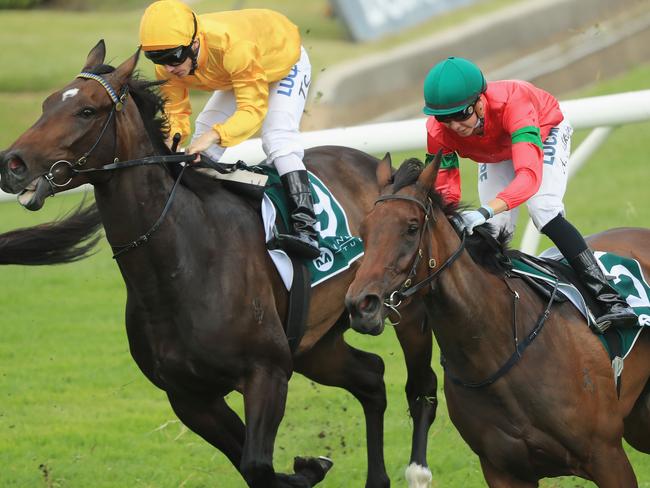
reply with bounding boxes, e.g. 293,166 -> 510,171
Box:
422,57 -> 487,116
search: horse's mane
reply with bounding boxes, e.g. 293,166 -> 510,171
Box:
390,158 -> 512,275
90,64 -> 232,194
89,64 -> 170,156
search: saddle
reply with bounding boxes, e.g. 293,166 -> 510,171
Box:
473,228 -> 646,393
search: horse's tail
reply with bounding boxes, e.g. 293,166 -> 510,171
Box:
0,203 -> 103,265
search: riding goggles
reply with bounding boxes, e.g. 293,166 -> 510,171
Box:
434,103 -> 476,123
143,12 -> 197,67
144,45 -> 193,66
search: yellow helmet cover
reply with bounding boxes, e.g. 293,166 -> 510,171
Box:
140,0 -> 197,51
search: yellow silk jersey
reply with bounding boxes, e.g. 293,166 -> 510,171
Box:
148,9 -> 301,146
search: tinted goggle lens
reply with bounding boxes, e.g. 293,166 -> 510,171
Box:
144,46 -> 189,66
434,104 -> 475,123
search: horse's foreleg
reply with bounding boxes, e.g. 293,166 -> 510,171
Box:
295,325 -> 389,488
240,365 -> 292,488
394,302 -> 438,488
166,392 -> 244,469
587,445 -> 638,488
624,378 -> 650,453
479,457 -> 539,488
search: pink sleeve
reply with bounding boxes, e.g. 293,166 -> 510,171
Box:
496,142 -> 543,209
435,166 -> 462,205
427,118 -> 461,204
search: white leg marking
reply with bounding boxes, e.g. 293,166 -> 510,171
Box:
405,462 -> 432,488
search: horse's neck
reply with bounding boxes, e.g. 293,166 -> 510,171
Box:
94,162 -> 242,249
430,226 -> 517,373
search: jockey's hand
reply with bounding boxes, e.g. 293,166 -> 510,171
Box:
186,129 -> 221,164
460,205 -> 494,235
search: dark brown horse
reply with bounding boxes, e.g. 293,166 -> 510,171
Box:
0,203 -> 101,265
0,41 -> 439,487
345,155 -> 650,487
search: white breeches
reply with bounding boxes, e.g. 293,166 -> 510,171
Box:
191,46 -> 311,176
478,117 -> 573,234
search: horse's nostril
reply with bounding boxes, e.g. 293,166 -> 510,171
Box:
359,295 -> 380,315
8,156 -> 26,175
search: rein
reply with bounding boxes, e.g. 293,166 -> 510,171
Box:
375,191 -> 557,388
442,277 -> 558,388
45,72 -> 253,260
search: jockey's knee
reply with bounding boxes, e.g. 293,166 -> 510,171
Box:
528,202 -> 565,231
273,153 -> 305,175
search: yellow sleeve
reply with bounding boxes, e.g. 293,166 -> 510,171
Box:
155,65 -> 192,144
213,40 -> 268,147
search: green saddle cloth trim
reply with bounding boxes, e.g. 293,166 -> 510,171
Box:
511,253 -> 650,359
262,168 -> 364,287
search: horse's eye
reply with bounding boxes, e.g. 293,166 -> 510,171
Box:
78,107 -> 97,118
407,223 -> 419,235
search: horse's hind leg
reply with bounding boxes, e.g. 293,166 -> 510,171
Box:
166,392 -> 245,472
394,302 -> 438,487
624,378 -> 650,453
295,316 -> 390,488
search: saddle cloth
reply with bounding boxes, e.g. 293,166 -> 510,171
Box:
261,169 -> 364,290
513,249 -> 649,365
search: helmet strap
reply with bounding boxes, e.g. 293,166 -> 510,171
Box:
188,12 -> 199,75
188,43 -> 199,75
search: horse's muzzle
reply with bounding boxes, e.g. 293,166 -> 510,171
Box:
345,292 -> 386,335
1,151 -> 55,210
0,151 -> 29,192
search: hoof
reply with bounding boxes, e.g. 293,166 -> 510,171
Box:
293,456 -> 334,485
405,462 -> 432,488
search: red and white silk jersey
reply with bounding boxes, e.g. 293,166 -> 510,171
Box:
426,80 -> 563,209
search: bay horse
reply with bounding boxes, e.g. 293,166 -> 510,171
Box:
0,203 -> 101,265
0,41 -> 439,488
345,155 -> 650,487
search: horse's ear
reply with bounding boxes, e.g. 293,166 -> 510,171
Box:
82,40 -> 106,72
418,149 -> 442,190
110,48 -> 140,88
376,152 -> 393,189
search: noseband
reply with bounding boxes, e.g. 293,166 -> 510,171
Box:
374,193 -> 466,321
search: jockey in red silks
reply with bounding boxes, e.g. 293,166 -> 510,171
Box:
423,56 -> 637,332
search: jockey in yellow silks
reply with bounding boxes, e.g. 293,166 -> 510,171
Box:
139,0 -> 320,259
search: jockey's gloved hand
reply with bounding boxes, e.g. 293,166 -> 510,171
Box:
460,205 -> 494,235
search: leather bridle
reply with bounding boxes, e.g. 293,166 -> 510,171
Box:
374,193 -> 466,311
372,191 -> 557,388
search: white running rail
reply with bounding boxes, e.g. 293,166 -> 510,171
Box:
3,90 -> 650,253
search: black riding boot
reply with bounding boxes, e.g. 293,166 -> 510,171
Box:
569,249 -> 638,332
279,170 -> 321,259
